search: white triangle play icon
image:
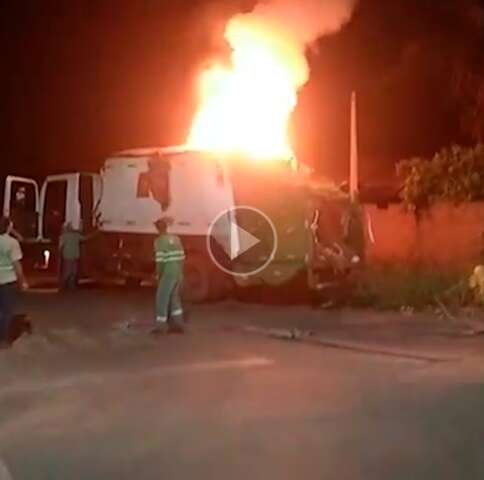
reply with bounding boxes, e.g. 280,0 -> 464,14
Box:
234,225 -> 260,260
208,206 -> 278,277
212,217 -> 260,261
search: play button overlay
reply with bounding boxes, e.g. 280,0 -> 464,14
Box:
218,223 -> 260,261
207,206 -> 278,277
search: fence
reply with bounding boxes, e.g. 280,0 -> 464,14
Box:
364,202 -> 484,271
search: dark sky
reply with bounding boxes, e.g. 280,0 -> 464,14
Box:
1,0 -> 483,181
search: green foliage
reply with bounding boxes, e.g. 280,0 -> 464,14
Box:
398,144 -> 484,211
353,267 -> 466,310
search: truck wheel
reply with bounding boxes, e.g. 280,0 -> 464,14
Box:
183,254 -> 211,303
209,271 -> 234,301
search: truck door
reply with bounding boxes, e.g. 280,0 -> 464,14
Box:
2,176 -> 40,240
40,177 -> 69,241
40,173 -> 99,241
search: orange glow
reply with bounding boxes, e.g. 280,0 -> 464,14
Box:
187,15 -> 309,161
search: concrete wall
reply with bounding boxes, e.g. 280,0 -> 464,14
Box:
364,202 -> 484,271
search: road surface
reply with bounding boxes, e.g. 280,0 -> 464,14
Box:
0,288 -> 483,479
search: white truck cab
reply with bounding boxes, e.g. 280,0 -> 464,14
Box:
2,173 -> 101,242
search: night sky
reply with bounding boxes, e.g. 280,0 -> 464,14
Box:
1,0 -> 483,182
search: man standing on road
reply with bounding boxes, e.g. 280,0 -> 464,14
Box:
58,223 -> 83,290
153,218 -> 185,334
58,222 -> 99,290
0,217 -> 28,346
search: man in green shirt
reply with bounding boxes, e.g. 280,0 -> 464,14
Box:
58,223 -> 85,290
153,218 -> 185,334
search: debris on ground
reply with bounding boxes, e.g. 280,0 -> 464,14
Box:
244,325 -> 314,341
117,319 -> 155,333
434,295 -> 459,323
400,305 -> 415,316
434,294 -> 484,337
8,333 -> 58,355
243,325 -> 458,362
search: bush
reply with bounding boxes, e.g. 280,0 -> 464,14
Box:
353,267 -> 467,310
398,144 -> 484,211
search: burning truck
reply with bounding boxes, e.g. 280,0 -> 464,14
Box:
2,147 -> 359,303
2,0 -> 361,301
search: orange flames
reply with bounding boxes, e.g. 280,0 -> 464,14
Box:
187,0 -> 357,161
187,17 -> 307,161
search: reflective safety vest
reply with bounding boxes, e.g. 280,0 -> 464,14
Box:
154,234 -> 185,276
0,234 -> 22,285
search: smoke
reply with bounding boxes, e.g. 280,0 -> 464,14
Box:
248,0 -> 359,44
224,0 -> 359,89
188,0 -> 359,157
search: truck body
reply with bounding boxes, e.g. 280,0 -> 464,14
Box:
3,147 -> 355,302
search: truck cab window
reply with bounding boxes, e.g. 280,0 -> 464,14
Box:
137,173 -> 150,198
10,182 -> 37,238
147,157 -> 171,210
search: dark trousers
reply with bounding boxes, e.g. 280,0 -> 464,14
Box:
61,259 -> 79,290
0,282 -> 16,342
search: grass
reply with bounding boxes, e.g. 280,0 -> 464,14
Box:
354,267 -> 469,310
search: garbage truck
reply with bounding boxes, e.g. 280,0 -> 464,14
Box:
2,147 -> 358,302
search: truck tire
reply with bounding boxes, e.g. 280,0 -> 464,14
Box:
183,253 -> 211,303
209,270 -> 234,301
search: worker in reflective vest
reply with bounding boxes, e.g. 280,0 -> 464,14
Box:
153,218 -> 185,334
0,216 -> 28,346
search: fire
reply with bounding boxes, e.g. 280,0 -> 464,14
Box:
187,0 -> 358,161
187,16 -> 308,160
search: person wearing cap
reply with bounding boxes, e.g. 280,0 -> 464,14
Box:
153,218 -> 185,334
0,216 -> 28,346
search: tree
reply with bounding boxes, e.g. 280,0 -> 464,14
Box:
398,144 -> 484,211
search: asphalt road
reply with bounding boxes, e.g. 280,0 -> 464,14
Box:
0,289 -> 483,479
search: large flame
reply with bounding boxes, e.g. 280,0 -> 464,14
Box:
187,0 -> 357,161
188,17 -> 306,160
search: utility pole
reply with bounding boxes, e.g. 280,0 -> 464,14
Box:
350,91 -> 359,201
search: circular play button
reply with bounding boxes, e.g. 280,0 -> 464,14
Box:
207,206 -> 278,277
